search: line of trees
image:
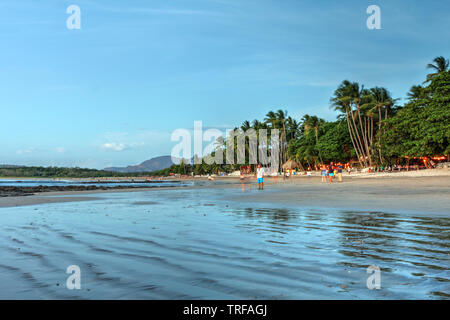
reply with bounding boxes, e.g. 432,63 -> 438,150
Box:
382,58 -> 450,161
328,56 -> 449,167
3,57 -> 448,178
159,56 -> 449,175
0,166 -> 155,178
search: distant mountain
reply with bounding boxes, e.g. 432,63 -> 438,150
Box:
0,164 -> 21,168
104,156 -> 179,173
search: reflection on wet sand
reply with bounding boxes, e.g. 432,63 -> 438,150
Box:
0,186 -> 448,299
230,206 -> 449,298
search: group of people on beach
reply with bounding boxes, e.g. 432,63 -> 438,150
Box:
253,161 -> 345,191
321,162 -> 344,183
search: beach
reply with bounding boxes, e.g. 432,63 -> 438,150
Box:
1,170 -> 449,215
231,173 -> 450,216
0,172 -> 448,299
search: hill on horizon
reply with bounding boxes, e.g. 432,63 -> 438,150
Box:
0,164 -> 21,168
104,155 -> 179,173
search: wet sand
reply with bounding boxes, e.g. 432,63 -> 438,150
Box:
0,195 -> 102,208
0,184 -> 448,299
1,176 -> 449,216
229,175 -> 450,216
0,187 -> 190,208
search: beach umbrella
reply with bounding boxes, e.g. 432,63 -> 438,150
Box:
282,160 -> 300,170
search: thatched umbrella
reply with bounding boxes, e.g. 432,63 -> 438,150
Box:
282,160 -> 301,170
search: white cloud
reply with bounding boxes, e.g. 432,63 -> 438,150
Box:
100,142 -> 127,152
56,147 -> 66,153
96,130 -> 171,152
16,147 -> 35,155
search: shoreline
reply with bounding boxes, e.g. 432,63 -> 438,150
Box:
0,174 -> 448,215
0,167 -> 448,181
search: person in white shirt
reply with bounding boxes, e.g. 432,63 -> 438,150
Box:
256,164 -> 264,190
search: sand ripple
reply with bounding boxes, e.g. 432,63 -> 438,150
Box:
0,188 -> 448,299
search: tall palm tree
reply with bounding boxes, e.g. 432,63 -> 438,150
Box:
355,85 -> 374,165
275,109 -> 289,166
252,119 -> 266,130
285,116 -> 300,141
263,110 -> 288,170
264,111 -> 278,129
407,85 -> 424,101
330,80 -> 367,167
425,56 -> 449,83
240,120 -> 251,131
301,114 -> 325,164
301,115 -> 323,141
361,87 -> 397,163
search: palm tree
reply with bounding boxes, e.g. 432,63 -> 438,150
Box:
361,87 -> 396,164
251,119 -> 264,130
275,109 -> 289,166
264,111 -> 278,129
286,116 -> 300,141
241,120 -> 251,131
301,115 -> 323,141
301,114 -> 325,164
263,110 -> 289,171
355,86 -> 374,166
407,85 -> 424,101
330,80 -> 367,167
425,56 -> 449,83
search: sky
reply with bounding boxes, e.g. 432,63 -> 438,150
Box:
1,0 -> 449,169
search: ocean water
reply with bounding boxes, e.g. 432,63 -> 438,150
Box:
0,179 -> 189,188
0,185 -> 448,299
0,179 -> 248,188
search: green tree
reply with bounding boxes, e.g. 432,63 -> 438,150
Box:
330,80 -> 370,167
425,56 -> 449,83
383,71 -> 450,160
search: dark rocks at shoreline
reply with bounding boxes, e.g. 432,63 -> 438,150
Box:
8,180 -> 181,184
80,180 -> 181,184
0,185 -> 171,197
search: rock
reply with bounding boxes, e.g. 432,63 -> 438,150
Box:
0,184 -> 173,197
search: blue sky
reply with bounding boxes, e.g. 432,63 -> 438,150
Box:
1,0 -> 449,169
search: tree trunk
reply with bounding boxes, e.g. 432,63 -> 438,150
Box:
350,113 -> 365,167
370,116 -> 374,146
365,117 -> 372,167
377,106 -> 383,164
350,107 -> 367,167
357,104 -> 371,166
345,110 -> 364,168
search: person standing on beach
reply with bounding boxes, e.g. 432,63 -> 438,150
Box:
328,162 -> 334,183
321,165 -> 327,182
337,163 -> 343,182
256,164 -> 264,190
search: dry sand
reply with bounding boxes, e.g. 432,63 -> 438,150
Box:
229,175 -> 450,216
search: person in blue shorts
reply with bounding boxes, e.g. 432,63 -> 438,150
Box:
321,165 -> 327,182
328,162 -> 334,183
256,164 -> 264,190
